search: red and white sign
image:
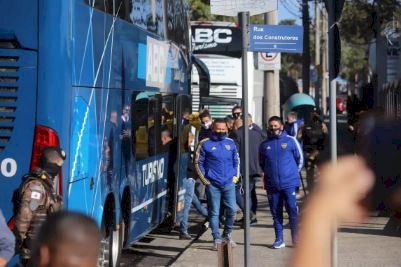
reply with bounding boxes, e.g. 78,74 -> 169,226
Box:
257,52 -> 281,71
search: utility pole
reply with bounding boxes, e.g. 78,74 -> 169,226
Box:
374,0 -> 386,108
328,0 -> 338,265
315,0 -> 321,108
263,10 -> 280,123
302,0 -> 310,94
239,11 -> 251,267
321,7 -> 328,115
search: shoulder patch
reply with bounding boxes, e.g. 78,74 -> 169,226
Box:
31,191 -> 42,200
30,184 -> 45,193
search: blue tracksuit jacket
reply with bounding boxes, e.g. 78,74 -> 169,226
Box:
195,135 -> 239,188
259,132 -> 303,192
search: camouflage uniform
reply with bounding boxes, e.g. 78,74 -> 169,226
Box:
14,169 -> 63,265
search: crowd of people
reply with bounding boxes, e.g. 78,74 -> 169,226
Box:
2,102 -> 400,267
173,105 -> 331,251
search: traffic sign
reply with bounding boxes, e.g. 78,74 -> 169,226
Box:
210,0 -> 277,16
249,25 -> 303,53
257,52 -> 281,71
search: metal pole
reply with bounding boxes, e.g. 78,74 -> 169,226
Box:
239,11 -> 250,267
315,0 -> 321,107
302,0 -> 310,94
328,0 -> 338,266
322,8 -> 328,115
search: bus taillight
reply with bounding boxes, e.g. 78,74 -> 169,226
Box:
7,217 -> 15,231
30,125 -> 63,195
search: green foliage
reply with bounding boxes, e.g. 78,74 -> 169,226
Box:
339,0 -> 401,81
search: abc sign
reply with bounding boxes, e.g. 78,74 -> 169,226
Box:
194,28 -> 232,44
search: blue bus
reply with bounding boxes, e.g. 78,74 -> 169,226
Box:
0,0 -> 198,265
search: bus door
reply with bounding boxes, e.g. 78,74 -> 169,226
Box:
174,94 -> 192,223
160,94 -> 179,222
199,96 -> 242,118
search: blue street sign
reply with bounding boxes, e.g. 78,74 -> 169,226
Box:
249,24 -> 304,53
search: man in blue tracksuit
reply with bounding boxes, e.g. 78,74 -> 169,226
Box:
195,118 -> 239,250
259,116 -> 303,249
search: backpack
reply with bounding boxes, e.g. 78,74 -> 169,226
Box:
303,121 -> 325,147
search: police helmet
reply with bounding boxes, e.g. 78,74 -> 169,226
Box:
41,146 -> 66,166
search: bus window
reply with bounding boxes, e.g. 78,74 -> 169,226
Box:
166,0 -> 190,57
162,95 -> 176,138
115,0 -> 132,20
149,95 -> 162,156
86,0 -> 113,14
131,92 -> 149,160
121,103 -> 132,175
129,0 -> 164,36
131,92 -> 163,160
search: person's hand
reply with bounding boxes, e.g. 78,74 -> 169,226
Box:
232,176 -> 239,184
311,155 -> 374,223
0,257 -> 7,267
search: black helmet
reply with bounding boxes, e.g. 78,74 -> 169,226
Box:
39,146 -> 66,178
41,146 -> 66,163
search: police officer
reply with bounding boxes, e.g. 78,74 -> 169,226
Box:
195,118 -> 239,250
14,146 -> 66,266
259,116 -> 303,249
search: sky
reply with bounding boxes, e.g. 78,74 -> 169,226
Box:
278,0 -> 303,25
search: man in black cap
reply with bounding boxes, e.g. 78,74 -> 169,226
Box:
14,146 -> 66,266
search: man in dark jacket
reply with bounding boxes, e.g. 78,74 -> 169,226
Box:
235,114 -> 266,225
259,116 -> 303,249
195,118 -> 239,250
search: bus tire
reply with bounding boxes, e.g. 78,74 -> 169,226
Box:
99,219 -> 121,267
121,189 -> 131,247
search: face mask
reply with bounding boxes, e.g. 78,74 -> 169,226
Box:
42,162 -> 61,177
269,128 -> 282,137
215,132 -> 227,140
202,121 -> 212,129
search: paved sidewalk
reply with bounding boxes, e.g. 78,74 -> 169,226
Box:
172,184 -> 401,267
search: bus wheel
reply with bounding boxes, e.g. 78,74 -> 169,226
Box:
99,221 -> 121,267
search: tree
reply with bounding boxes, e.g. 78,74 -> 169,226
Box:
339,0 -> 401,82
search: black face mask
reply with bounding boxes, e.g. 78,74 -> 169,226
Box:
42,162 -> 61,177
214,132 -> 227,140
268,128 -> 282,137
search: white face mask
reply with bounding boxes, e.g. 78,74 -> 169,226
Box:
202,121 -> 212,129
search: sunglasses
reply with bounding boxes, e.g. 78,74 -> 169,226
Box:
232,112 -> 242,118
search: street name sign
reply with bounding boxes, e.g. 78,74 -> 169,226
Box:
249,25 -> 303,53
210,0 -> 278,16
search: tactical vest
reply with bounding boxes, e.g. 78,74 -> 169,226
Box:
16,170 -> 62,259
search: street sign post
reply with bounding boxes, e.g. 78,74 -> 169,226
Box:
249,25 -> 303,53
210,2 -> 278,267
211,0 -> 277,16
257,52 -> 281,71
